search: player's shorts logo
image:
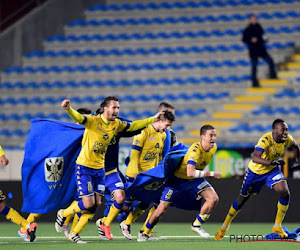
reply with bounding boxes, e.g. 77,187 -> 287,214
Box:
197,180 -> 209,190
115,182 -> 124,188
44,157 -> 64,183
272,173 -> 283,181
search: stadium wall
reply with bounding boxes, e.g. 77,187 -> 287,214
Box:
1,179 -> 300,223
0,0 -> 103,71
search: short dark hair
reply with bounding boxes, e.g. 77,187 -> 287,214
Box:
77,107 -> 92,115
100,96 -> 119,109
272,119 -> 285,129
200,125 -> 215,135
158,102 -> 175,112
162,110 -> 175,122
249,13 -> 256,19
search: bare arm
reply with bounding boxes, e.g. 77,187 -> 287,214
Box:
252,150 -> 273,165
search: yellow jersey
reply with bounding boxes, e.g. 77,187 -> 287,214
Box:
0,145 -> 4,157
126,125 -> 166,178
76,114 -> 154,169
0,145 -> 5,199
173,142 -> 217,179
248,132 -> 294,175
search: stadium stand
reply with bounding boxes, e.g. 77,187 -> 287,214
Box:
1,0 -> 300,148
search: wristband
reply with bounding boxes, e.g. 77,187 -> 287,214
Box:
209,171 -> 215,177
194,170 -> 205,178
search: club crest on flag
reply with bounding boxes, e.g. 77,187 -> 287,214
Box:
44,157 -> 64,183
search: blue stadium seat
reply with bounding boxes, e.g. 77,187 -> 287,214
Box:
25,41 -> 295,58
3,59 -> 267,74
0,93 -> 225,105
0,75 -> 250,90
46,25 -> 300,42
87,0 -> 298,12
67,11 -> 300,27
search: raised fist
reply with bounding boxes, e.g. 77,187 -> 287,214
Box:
61,99 -> 71,110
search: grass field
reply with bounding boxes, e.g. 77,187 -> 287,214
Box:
0,222 -> 299,249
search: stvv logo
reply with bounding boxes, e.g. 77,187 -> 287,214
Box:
44,157 -> 64,189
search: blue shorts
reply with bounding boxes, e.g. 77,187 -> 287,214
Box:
105,171 -> 124,194
161,176 -> 212,203
240,167 -> 286,197
76,165 -> 105,198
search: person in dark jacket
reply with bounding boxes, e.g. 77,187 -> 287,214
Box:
242,14 -> 277,87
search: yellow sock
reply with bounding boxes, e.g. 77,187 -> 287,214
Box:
141,206 -> 156,231
101,216 -> 107,224
194,214 -> 210,226
104,204 -> 121,226
21,213 -> 41,232
144,225 -> 152,235
223,206 -> 239,229
124,207 -> 145,225
62,201 -> 81,217
70,213 -> 80,232
63,201 -> 77,225
72,213 -> 94,234
274,202 -> 289,226
64,215 -> 73,226
6,207 -> 29,229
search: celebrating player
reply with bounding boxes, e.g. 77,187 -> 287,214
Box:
98,110 -> 175,240
215,119 -> 300,240
139,125 -> 221,241
55,96 -> 163,243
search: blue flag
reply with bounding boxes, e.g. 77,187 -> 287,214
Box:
21,119 -> 83,214
125,143 -> 203,210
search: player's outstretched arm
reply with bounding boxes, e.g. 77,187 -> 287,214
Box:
252,150 -> 274,166
61,99 -> 85,124
127,111 -> 165,132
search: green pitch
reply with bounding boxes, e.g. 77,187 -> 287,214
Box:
0,222 -> 299,250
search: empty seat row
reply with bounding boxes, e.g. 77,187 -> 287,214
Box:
25,41 -> 294,58
46,25 -> 300,42
87,0 -> 298,12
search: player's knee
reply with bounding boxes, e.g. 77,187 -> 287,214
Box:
122,205 -> 130,213
207,194 -> 219,207
280,190 -> 290,199
83,200 -> 96,210
212,194 -> 219,206
114,193 -> 125,204
115,197 -> 125,204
